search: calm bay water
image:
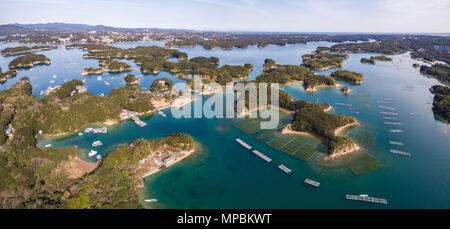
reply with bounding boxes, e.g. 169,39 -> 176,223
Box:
2,40 -> 449,208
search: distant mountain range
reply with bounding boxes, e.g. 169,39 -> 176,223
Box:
1,22 -> 196,33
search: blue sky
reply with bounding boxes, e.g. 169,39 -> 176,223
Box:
0,0 -> 449,32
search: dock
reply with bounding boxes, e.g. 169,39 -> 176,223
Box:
278,164 -> 291,173
390,149 -> 411,157
252,150 -> 272,162
389,129 -> 403,133
236,138 -> 252,150
380,111 -> 398,116
132,116 -> 147,127
304,179 -> 320,187
346,194 -> 388,205
158,110 -> 167,117
389,141 -> 404,146
384,121 -> 403,126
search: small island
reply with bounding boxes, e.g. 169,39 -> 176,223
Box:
82,60 -> 133,75
330,70 -> 364,84
340,86 -> 351,94
0,68 -> 18,83
429,85 -> 450,123
8,53 -> 51,69
255,59 -> 338,92
1,45 -> 57,56
360,56 -> 392,64
301,53 -> 349,70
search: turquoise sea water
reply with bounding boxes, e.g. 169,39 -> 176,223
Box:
2,41 -> 449,209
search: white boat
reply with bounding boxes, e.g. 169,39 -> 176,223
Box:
104,81 -> 110,85
88,150 -> 98,157
92,140 -> 103,147
97,76 -> 102,81
144,199 -> 158,203
52,75 -> 57,79
44,144 -> 52,148
78,132 -> 83,136
84,127 -> 94,133
96,155 -> 102,160
49,80 -> 55,83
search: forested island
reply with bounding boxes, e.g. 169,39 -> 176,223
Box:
330,70 -> 364,84
429,85 -> 450,122
71,45 -> 252,84
1,45 -> 57,56
150,78 -> 173,93
82,59 -> 133,75
8,53 -> 50,69
420,64 -> 449,85
255,59 -> 337,92
239,81 -> 359,157
0,68 -> 18,83
301,53 -> 349,70
360,56 -> 392,64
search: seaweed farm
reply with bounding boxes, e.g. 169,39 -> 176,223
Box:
342,150 -> 383,175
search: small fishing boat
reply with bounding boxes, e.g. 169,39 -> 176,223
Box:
144,199 -> 158,203
88,150 -> 98,157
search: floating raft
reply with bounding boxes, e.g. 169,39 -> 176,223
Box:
380,111 -> 398,116
389,141 -> 404,146
379,105 -> 395,111
379,97 -> 393,101
377,100 -> 389,104
346,194 -> 388,205
390,149 -> 411,157
389,129 -> 403,133
278,164 -> 291,173
383,116 -> 398,120
236,138 -> 252,150
335,103 -> 352,107
252,150 -> 272,162
384,121 -> 403,126
304,179 -> 320,187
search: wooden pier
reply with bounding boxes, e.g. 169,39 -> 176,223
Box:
158,110 -> 167,117
304,179 -> 320,187
390,149 -> 411,157
252,150 -> 272,162
346,194 -> 388,205
236,138 -> 252,150
278,164 -> 291,173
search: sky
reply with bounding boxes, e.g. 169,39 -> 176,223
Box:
0,0 -> 449,33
